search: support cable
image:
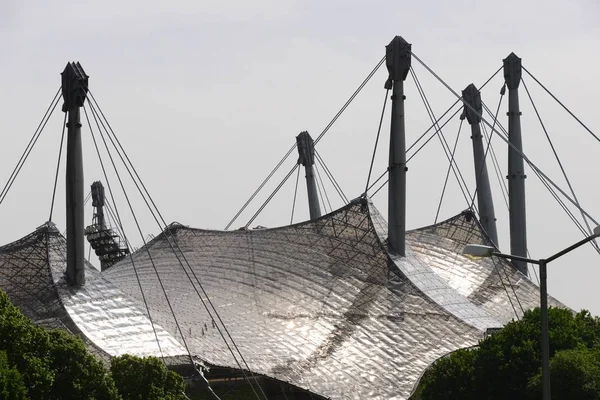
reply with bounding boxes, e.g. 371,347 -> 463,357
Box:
490,256 -> 522,319
84,191 -> 92,207
365,102 -> 463,196
522,77 -> 599,250
371,178 -> 387,198
0,87 -> 62,206
410,68 -> 475,212
82,105 -> 166,362
49,113 -> 68,221
528,249 -> 540,285
226,55 -> 385,229
469,91 -> 504,211
366,66 -> 502,200
480,121 -> 509,210
104,199 -> 127,241
366,170 -> 387,194
313,163 -> 328,214
89,103 -> 270,399
366,106 -> 463,198
480,101 -> 600,247
405,65 -> 501,158
530,156 -> 599,253
522,67 -> 600,145
86,92 -> 268,399
314,150 -> 348,203
225,143 -> 297,230
86,99 -> 267,399
366,66 -> 501,198
434,120 -> 463,224
246,164 -> 299,229
406,106 -> 463,163
410,51 -> 599,227
314,162 -> 333,213
290,166 -> 300,224
480,100 -> 600,255
407,100 -> 462,157
498,253 -> 526,317
365,89 -> 389,193
314,56 -> 386,145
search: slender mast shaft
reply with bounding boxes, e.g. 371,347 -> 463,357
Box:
386,36 -> 411,257
296,131 -> 321,219
62,62 -> 89,286
462,84 -> 498,247
504,53 -> 528,275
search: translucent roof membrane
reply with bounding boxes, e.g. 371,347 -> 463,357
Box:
0,197 -> 563,399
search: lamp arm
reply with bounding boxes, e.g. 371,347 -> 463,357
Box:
546,233 -> 600,263
492,252 -> 538,265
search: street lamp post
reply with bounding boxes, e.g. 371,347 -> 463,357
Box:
463,225 -> 600,400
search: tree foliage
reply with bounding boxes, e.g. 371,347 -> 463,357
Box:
416,307 -> 600,400
0,350 -> 27,400
110,355 -> 186,400
0,289 -> 186,399
527,347 -> 600,400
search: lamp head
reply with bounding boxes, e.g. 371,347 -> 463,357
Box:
462,244 -> 495,259
594,226 -> 600,236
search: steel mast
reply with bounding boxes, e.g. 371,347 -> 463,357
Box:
462,84 -> 499,247
386,36 -> 411,256
296,131 -> 322,220
62,62 -> 88,286
504,53 -> 528,276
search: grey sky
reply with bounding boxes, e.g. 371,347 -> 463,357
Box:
1,0 -> 599,315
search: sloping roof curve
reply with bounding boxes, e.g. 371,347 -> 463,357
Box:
0,223 -> 186,363
103,197 -> 561,399
0,198 -> 564,399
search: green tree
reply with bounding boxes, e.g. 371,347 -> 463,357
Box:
417,348 -> 478,400
416,307 -> 600,400
527,347 -> 600,400
0,289 -> 191,400
0,291 -> 54,398
0,350 -> 27,400
0,290 -> 120,399
110,354 -> 186,400
46,329 -> 120,400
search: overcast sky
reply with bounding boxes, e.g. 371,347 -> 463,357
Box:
1,0 -> 599,315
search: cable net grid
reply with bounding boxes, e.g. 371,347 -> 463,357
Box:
105,199 -> 491,399
0,198 -> 566,399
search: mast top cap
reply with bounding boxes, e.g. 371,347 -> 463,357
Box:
61,62 -> 89,112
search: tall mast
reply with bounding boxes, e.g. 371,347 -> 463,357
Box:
386,36 -> 411,256
62,62 -> 88,286
504,53 -> 528,276
462,84 -> 499,247
296,131 -> 322,220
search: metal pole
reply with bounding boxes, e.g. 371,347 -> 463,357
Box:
296,131 -> 321,220
486,230 -> 600,400
386,36 -> 411,256
539,259 -> 551,400
62,62 -> 89,286
462,84 -> 499,247
504,53 -> 528,275
65,106 -> 85,285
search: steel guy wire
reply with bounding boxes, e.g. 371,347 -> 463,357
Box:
49,112 -> 67,222
0,87 -> 62,206
410,50 -> 599,227
521,77 -> 599,251
86,94 -> 267,399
